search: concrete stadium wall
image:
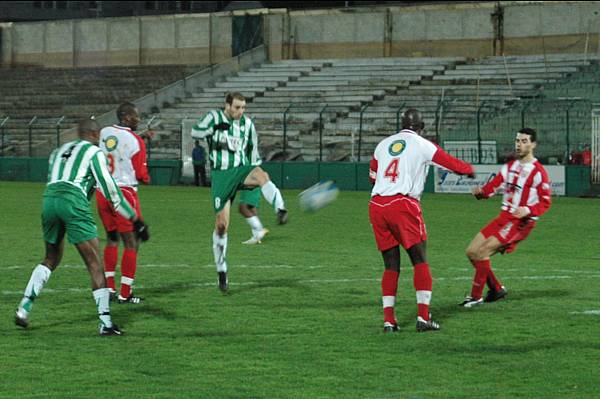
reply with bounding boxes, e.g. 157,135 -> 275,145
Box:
1,13 -> 230,67
3,2 -> 600,67
265,1 -> 600,60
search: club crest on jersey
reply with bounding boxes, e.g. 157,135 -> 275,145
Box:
104,136 -> 119,152
388,140 -> 406,156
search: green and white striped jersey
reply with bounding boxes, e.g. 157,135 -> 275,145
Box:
46,139 -> 136,220
191,110 -> 261,171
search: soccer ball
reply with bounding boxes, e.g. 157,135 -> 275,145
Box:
298,180 -> 339,212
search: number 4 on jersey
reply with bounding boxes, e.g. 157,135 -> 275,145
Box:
384,159 -> 400,183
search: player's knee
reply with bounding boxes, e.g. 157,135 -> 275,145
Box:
254,168 -> 269,185
466,246 -> 478,260
216,223 -> 227,236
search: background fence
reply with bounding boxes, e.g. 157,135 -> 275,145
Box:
0,98 -> 595,167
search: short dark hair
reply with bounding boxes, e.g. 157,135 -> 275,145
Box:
518,127 -> 537,142
226,92 -> 245,105
77,118 -> 100,135
116,102 -> 137,122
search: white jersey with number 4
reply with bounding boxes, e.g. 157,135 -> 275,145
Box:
370,130 -> 437,199
99,125 -> 149,190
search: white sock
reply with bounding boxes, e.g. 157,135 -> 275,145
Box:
245,216 -> 264,237
18,264 -> 52,314
416,290 -> 432,305
212,231 -> 228,273
260,181 -> 285,212
92,288 -> 113,329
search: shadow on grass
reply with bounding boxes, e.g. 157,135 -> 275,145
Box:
227,278 -> 305,295
394,288 -> 573,326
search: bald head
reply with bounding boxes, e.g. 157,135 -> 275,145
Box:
78,118 -> 101,145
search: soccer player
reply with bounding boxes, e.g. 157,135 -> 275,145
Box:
460,127 -> 551,307
14,118 -> 149,336
239,188 -> 269,245
95,102 -> 150,304
191,92 -> 287,293
369,108 -> 474,333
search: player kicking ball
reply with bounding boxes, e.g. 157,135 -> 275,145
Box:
191,92 -> 287,293
369,108 -> 474,333
460,128 -> 551,308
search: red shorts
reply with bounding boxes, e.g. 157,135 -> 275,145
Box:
96,187 -> 142,233
369,194 -> 427,251
480,211 -> 536,254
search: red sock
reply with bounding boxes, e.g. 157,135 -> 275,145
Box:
486,267 -> 503,291
103,246 -> 118,291
119,249 -> 137,298
413,263 -> 432,321
470,259 -> 490,299
381,269 -> 399,324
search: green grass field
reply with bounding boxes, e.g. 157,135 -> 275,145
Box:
0,181 -> 598,398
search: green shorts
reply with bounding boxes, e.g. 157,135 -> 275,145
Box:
210,165 -> 256,212
42,193 -> 98,245
239,187 -> 261,208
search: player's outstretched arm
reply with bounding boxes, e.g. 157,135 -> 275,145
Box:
431,147 -> 474,177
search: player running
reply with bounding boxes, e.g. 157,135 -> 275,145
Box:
191,92 -> 287,293
239,187 -> 269,245
369,108 -> 474,333
14,118 -> 149,336
460,127 -> 551,307
95,102 -> 150,304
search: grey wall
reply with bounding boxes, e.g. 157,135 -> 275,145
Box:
1,12 -> 232,67
3,2 -> 600,68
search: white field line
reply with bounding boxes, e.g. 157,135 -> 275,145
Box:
569,310 -> 600,315
2,264 -> 321,270
2,271 -> 600,296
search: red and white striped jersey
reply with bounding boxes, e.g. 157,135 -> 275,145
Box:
481,158 -> 551,219
99,125 -> 150,190
370,129 -> 473,199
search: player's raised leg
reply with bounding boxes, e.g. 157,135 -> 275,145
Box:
15,240 -> 63,328
243,166 -> 288,225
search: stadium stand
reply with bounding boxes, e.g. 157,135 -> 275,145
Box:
0,53 -> 596,162
0,64 -> 206,156
149,53 -> 595,162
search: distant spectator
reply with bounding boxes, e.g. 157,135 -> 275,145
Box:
192,140 -> 207,187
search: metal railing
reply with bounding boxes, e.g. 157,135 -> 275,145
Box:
1,97 -> 594,166
0,116 -> 9,156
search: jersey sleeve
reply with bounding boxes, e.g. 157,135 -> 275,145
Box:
91,150 -> 136,220
481,163 -> 508,197
191,112 -> 215,139
527,167 -> 552,217
369,157 -> 378,184
131,134 -> 150,184
430,145 -> 474,175
247,119 -> 262,166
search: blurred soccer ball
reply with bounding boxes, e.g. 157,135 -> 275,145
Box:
298,180 -> 339,212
